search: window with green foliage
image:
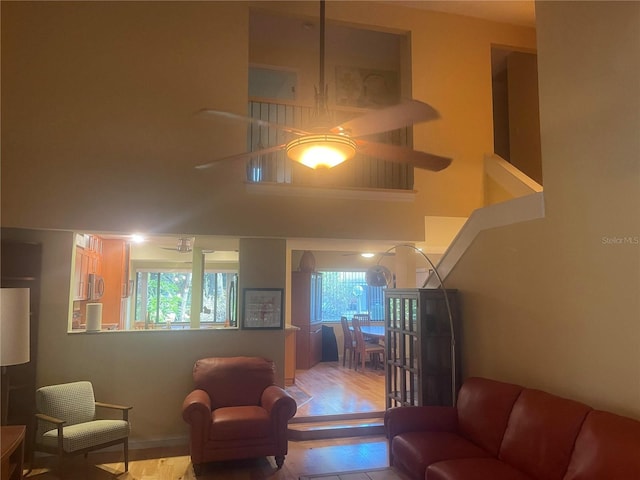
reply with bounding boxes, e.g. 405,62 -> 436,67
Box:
320,271 -> 385,322
134,269 -> 237,328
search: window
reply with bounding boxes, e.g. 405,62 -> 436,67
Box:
134,269 -> 238,329
202,272 -> 238,326
320,271 -> 385,322
135,270 -> 192,325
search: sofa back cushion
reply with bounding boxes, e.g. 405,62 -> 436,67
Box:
192,356 -> 276,409
499,388 -> 591,480
456,377 -> 524,456
563,410 -> 640,480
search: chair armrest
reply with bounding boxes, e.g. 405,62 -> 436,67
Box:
36,412 -> 65,427
384,406 -> 458,440
261,385 -> 297,421
35,412 -> 66,454
182,389 -> 212,424
95,401 -> 133,421
182,389 -> 212,460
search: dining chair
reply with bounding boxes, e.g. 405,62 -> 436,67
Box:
353,313 -> 381,344
340,316 -> 356,368
352,316 -> 385,371
353,313 -> 371,326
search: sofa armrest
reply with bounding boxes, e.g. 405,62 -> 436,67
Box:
261,385 -> 297,421
385,406 -> 458,440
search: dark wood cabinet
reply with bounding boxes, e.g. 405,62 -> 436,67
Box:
384,288 -> 461,408
291,271 -> 323,369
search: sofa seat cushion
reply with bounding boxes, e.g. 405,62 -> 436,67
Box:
427,458 -> 534,480
210,406 -> 270,441
392,431 -> 492,479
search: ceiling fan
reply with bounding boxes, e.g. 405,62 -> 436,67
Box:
161,237 -> 194,253
161,237 -> 214,254
195,1 -> 452,173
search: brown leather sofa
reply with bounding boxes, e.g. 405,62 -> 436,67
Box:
385,377 -> 640,480
182,356 -> 297,474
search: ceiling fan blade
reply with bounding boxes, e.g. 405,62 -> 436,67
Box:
357,140 -> 452,172
197,109 -> 311,136
195,144 -> 286,170
331,100 -> 440,138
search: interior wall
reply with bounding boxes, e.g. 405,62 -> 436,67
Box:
1,1 -> 537,443
447,1 -> 640,419
1,1 -> 535,243
1,227 -> 286,446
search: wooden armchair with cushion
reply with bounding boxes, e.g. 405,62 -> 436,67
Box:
34,381 -> 132,472
182,356 -> 297,474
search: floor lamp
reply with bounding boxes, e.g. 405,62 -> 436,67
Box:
365,244 -> 458,406
1,288 -> 31,425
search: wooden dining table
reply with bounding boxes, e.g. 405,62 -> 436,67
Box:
359,325 -> 385,340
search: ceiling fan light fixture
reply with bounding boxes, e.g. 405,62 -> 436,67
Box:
286,134 -> 357,169
176,237 -> 193,253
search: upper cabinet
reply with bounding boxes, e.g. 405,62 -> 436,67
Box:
72,234 -> 130,330
72,234 -> 102,301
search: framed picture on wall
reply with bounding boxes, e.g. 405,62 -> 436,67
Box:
335,66 -> 399,108
242,288 -> 284,330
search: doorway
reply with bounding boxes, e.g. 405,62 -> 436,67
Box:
491,46 -> 543,184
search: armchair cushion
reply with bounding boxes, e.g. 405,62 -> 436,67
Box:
210,406 -> 271,441
36,381 -> 96,427
193,356 -> 276,408
41,419 -> 130,452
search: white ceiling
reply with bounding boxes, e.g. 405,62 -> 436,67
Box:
387,0 -> 536,28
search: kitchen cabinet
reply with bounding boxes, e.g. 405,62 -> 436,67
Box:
384,288 -> 461,408
100,239 -> 130,330
291,271 -> 323,369
72,235 -> 102,301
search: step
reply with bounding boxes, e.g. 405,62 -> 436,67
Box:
288,412 -> 385,441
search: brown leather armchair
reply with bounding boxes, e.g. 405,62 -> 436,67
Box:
181,356 -> 297,474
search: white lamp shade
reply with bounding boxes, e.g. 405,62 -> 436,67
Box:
1,288 -> 30,366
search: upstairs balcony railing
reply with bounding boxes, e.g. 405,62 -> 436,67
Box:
246,99 -> 414,191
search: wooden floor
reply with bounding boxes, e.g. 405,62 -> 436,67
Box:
292,361 -> 386,417
26,361 -> 388,479
27,435 -> 391,479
